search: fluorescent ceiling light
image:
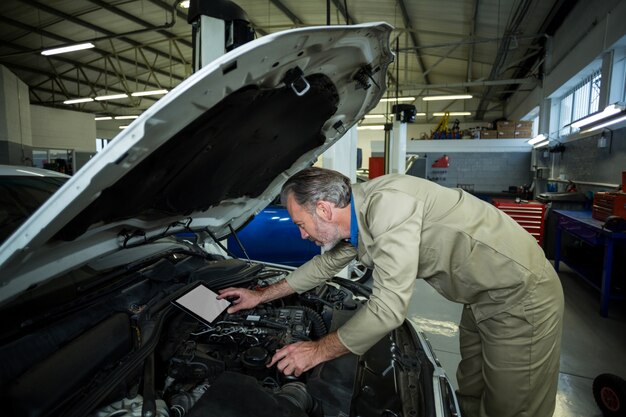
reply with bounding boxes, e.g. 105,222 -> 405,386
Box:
581,113 -> 626,133
64,97 -> 94,104
94,116 -> 112,121
379,97 -> 415,102
571,103 -> 625,128
179,0 -> 190,8
114,115 -> 139,120
432,112 -> 472,116
95,93 -> 128,101
119,125 -> 129,129
415,112 -> 427,116
423,94 -> 473,101
41,42 -> 95,56
364,114 -> 386,119
533,139 -> 550,149
131,89 -> 168,97
527,134 -> 546,145
357,125 -> 385,130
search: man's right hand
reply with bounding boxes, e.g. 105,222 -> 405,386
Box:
217,287 -> 263,314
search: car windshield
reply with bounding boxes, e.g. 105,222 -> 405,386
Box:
0,175 -> 68,245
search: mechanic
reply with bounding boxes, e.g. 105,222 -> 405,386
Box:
218,167 -> 564,417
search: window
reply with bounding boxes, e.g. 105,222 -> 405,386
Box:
558,71 -> 601,137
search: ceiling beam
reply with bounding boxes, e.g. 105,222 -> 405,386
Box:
19,0 -> 189,66
396,0 -> 430,85
474,0 -> 534,119
330,0 -> 357,25
270,0 -> 305,25
0,15 -> 185,83
85,0 -> 193,48
404,78 -> 537,90
467,0 -> 479,82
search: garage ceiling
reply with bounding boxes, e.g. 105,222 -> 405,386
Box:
0,0 -> 579,129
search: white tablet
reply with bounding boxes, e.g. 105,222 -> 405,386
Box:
171,282 -> 231,325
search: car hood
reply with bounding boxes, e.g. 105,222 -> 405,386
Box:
0,23 -> 393,305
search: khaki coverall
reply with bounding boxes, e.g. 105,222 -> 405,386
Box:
285,174 -> 564,417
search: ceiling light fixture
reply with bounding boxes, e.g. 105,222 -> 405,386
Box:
131,89 -> 169,97
571,103 -> 625,129
63,98 -> 94,104
423,94 -> 473,101
41,42 -> 95,56
581,114 -> 626,133
533,139 -> 550,149
432,112 -> 471,116
179,0 -> 190,8
357,125 -> 385,130
95,93 -> 129,101
363,114 -> 386,119
379,97 -> 415,102
94,116 -> 112,121
527,134 -> 546,145
119,125 -> 129,129
114,115 -> 139,120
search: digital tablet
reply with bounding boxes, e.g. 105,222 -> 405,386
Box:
171,282 -> 231,325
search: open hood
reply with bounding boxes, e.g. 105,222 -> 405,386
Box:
0,23 -> 393,305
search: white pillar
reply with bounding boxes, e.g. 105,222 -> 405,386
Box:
322,125 -> 357,182
388,120 -> 407,174
195,16 -> 226,71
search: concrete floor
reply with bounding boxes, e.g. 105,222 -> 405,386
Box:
407,261 -> 626,417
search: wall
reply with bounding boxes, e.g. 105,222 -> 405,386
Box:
30,105 -> 97,172
424,152 -> 532,193
371,141 -> 533,193
0,65 -> 33,165
535,126 -> 626,195
30,105 -> 97,152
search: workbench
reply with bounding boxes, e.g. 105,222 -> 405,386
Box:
554,210 -> 626,317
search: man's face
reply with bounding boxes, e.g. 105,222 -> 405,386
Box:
286,194 -> 342,251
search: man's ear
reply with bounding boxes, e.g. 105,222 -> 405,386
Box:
315,200 -> 333,221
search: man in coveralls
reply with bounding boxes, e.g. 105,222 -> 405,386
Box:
219,167 -> 564,417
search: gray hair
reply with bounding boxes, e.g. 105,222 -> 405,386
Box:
280,167 -> 352,212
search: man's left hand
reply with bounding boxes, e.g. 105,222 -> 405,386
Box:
267,341 -> 322,377
267,332 -> 350,377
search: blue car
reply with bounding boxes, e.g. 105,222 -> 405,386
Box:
227,205 -> 320,266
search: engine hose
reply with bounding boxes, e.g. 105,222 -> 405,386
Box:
276,382 -> 323,417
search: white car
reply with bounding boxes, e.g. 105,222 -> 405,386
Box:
0,23 -> 460,417
0,164 -> 70,245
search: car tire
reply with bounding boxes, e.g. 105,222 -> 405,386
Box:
593,373 -> 626,417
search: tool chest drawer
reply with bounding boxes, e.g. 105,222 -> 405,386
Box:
492,199 -> 546,245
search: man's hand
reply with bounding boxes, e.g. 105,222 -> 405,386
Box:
267,332 -> 350,377
218,279 -> 296,314
267,341 -> 323,377
217,287 -> 263,314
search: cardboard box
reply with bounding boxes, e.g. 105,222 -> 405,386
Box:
497,129 -> 516,138
515,120 -> 533,130
496,120 -> 514,130
514,129 -> 533,138
479,130 -> 498,139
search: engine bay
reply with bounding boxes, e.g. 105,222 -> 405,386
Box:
1,250 -> 436,417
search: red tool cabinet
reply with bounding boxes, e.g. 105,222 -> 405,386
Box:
492,199 -> 546,245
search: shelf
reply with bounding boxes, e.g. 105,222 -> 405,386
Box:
371,138 -> 532,154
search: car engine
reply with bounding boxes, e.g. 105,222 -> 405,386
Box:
87,271 -> 358,417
